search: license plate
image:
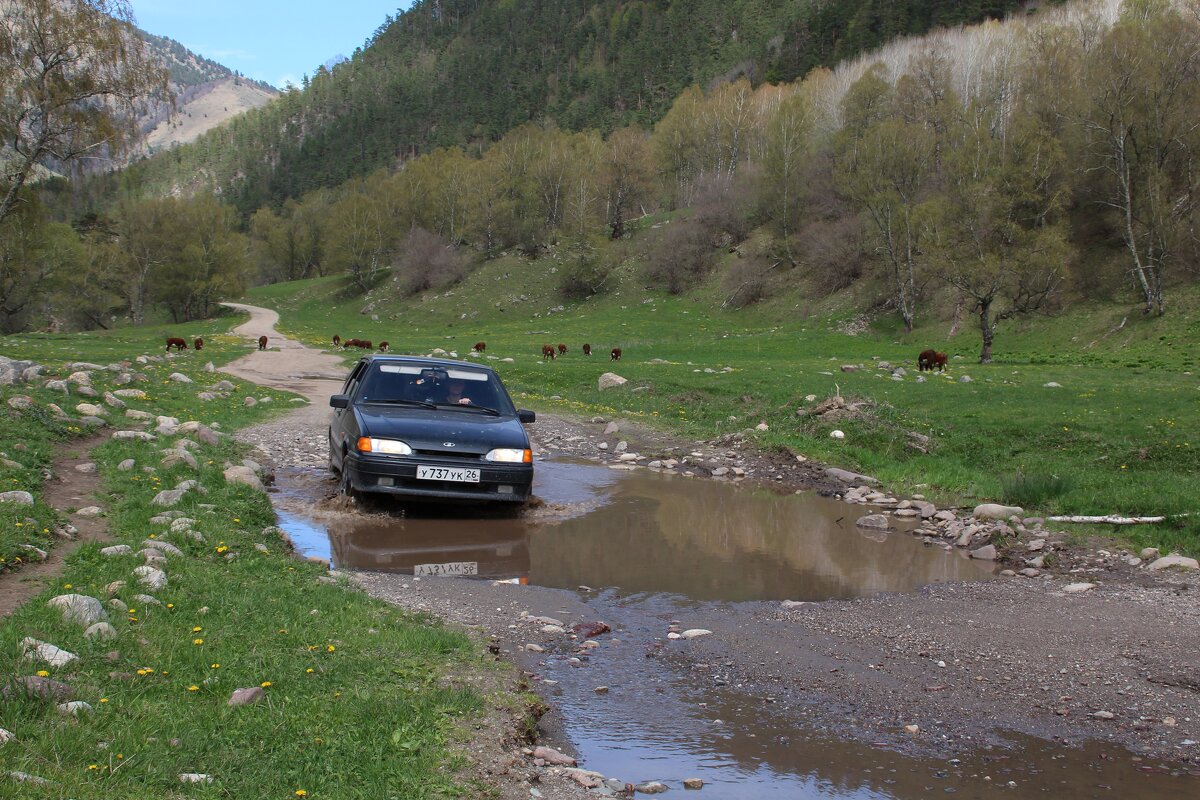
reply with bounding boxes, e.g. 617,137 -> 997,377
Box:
417,465 -> 480,483
414,561 -> 478,577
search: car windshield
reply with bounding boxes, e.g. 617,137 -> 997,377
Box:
355,363 -> 513,413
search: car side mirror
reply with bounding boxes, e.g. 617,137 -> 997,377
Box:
518,409 -> 536,424
329,395 -> 350,409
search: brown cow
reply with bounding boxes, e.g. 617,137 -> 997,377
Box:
193,338 -> 204,351
378,341 -> 389,352
258,335 -> 268,351
472,341 -> 486,353
541,344 -> 557,361
557,343 -> 567,356
610,347 -> 622,361
582,343 -> 592,356
165,337 -> 187,352
332,334 -> 341,347
918,349 -> 948,372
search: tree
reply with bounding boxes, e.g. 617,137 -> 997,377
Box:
601,126 -> 653,239
0,197 -> 79,332
0,0 -> 168,224
1080,0 -> 1200,315
761,88 -> 814,239
926,112 -> 1072,363
836,117 -> 936,333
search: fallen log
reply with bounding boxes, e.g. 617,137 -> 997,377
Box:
1047,514 -> 1167,525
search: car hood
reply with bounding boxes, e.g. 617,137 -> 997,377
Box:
356,405 -> 529,455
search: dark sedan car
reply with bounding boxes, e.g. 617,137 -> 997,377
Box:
328,356 -> 535,503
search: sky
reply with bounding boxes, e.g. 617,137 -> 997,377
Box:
129,1 -> 413,90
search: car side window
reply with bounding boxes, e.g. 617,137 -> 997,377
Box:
342,362 -> 367,399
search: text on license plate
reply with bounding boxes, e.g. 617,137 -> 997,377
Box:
417,465 -> 480,483
414,561 -> 478,577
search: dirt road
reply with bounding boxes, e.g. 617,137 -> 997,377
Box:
217,303 -> 1200,795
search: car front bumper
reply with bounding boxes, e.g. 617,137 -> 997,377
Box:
343,453 -> 533,503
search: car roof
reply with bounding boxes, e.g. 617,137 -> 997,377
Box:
358,354 -> 497,375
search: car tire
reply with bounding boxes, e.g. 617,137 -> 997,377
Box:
328,434 -> 340,476
338,466 -> 357,501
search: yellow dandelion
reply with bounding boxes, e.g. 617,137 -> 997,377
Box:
307,645 -> 319,651
193,638 -> 204,645
211,663 -> 220,669
88,764 -> 99,771
215,545 -> 228,553
306,668 -> 314,674
36,670 -> 49,677
277,629 -> 287,634
187,685 -> 199,692
326,645 -> 335,653
128,617 -> 138,622
233,518 -> 241,523
192,626 -> 203,632
167,603 -> 174,609
128,608 -> 137,613
63,583 -> 72,589
100,698 -> 108,703
295,791 -> 308,797
261,681 -> 272,688
149,533 -> 156,539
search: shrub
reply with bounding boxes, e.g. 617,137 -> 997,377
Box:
642,218 -> 713,295
394,229 -> 467,296
1001,472 -> 1073,509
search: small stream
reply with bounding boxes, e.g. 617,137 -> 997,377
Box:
272,458 -> 1198,799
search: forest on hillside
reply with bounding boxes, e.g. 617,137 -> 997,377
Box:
114,0 -> 1039,215
6,0 -> 1198,366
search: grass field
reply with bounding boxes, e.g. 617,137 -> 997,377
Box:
0,320 -> 518,798
247,258 -> 1200,555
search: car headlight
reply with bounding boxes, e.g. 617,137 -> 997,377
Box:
357,437 -> 412,456
485,448 -> 532,463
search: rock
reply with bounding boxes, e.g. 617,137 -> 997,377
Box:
223,465 -> 264,491
1140,547 -> 1161,560
47,594 -> 108,627
598,372 -> 627,390
830,430 -> 845,439
970,544 -> 998,560
144,540 -> 183,557
525,644 -> 544,653
244,396 -> 257,407
1148,554 -> 1199,571
132,566 -> 167,590
1091,711 -> 1115,720
179,774 -> 214,784
755,422 -> 769,431
532,745 -> 576,766
636,782 -> 669,794
0,491 -> 34,506
681,629 -> 712,639
100,545 -> 133,558
74,402 -> 105,416
7,395 -> 33,410
959,375 -> 972,383
1,675 -> 74,701
1019,568 -> 1041,578
1062,582 -> 1096,593
74,506 -> 103,518
825,468 -> 878,485
228,687 -> 265,706
112,430 -> 155,441
973,503 -> 1023,520
856,514 -> 889,530
57,701 -> 93,716
168,372 -> 193,383
85,622 -> 117,641
603,421 -> 620,435
1044,382 -> 1062,388
22,637 -> 78,667
151,489 -> 186,507
0,728 -> 14,744
684,778 -> 705,789
74,462 -> 97,474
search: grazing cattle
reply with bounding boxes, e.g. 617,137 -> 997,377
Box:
473,341 -> 486,353
582,343 -> 592,356
193,338 -> 203,351
343,338 -> 360,348
918,349 -> 948,372
258,335 -> 268,351
541,344 -> 557,361
165,337 -> 187,352
378,341 -> 389,352
610,347 -> 622,361
557,343 -> 567,356
333,334 -> 341,347
357,340 -> 372,350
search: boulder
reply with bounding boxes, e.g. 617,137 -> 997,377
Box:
973,503 -> 1023,520
47,594 -> 108,627
856,514 -> 889,530
826,467 -> 878,485
1147,554 -> 1199,571
0,491 -> 34,506
598,372 -> 628,391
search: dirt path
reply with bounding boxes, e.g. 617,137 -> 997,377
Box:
216,303 -> 1200,792
0,435 -> 113,619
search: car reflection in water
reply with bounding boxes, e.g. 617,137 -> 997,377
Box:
327,512 -> 531,583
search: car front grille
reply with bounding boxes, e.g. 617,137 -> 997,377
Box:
412,448 -> 483,462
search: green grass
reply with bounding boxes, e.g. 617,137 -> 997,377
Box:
246,260 -> 1200,555
0,325 -> 504,798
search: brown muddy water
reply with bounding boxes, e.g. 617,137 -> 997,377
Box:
272,459 -> 1198,799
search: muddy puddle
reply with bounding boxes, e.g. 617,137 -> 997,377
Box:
275,457 -> 992,601
270,458 -> 1198,799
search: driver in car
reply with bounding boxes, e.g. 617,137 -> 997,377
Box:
442,377 -> 472,405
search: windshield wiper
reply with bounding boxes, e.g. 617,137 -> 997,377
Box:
366,398 -> 437,409
433,403 -> 501,416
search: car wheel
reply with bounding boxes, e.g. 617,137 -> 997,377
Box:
338,466 -> 357,500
